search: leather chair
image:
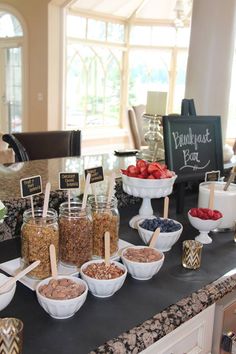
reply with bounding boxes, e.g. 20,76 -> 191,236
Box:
2,130 -> 81,162
128,104 -> 146,149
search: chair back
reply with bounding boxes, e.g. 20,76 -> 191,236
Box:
3,130 -> 81,162
128,105 -> 146,149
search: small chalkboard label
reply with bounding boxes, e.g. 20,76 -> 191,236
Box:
205,170 -> 220,182
163,116 -> 224,182
59,172 -> 80,190
20,175 -> 42,198
85,166 -> 104,184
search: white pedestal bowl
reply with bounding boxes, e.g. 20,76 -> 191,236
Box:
121,173 -> 177,229
188,212 -> 222,244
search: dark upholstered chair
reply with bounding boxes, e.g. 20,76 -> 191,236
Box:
128,105 -> 146,149
2,130 -> 81,162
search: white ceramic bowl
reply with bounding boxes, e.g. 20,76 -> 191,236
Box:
188,211 -> 222,244
0,274 -> 16,310
36,275 -> 88,319
80,260 -> 127,298
121,173 -> 177,199
121,246 -> 164,280
137,218 -> 183,252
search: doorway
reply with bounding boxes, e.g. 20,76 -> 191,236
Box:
0,44 -> 22,132
0,10 -> 23,133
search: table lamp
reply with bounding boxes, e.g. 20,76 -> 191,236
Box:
138,91 -> 167,162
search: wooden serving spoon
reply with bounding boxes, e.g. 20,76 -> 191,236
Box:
0,260 -> 40,294
82,173 -> 91,210
149,227 -> 161,248
49,244 -> 58,278
224,166 -> 236,191
104,231 -> 110,266
208,183 -> 215,210
163,196 -> 169,219
43,182 -> 51,218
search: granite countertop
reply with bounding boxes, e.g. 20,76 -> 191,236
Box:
90,274 -> 236,353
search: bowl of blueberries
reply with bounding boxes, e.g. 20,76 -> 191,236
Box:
137,217 -> 183,252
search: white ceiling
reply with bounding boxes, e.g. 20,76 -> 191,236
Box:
70,0 -> 192,22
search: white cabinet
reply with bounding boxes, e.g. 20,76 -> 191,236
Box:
141,304 -> 215,354
212,289 -> 236,354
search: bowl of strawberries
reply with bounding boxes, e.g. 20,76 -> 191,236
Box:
188,207 -> 223,244
121,160 -> 177,228
121,160 -> 176,198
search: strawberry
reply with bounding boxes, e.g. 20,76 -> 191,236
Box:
165,170 -> 173,178
127,165 -> 140,176
147,174 -> 155,179
136,160 -> 148,169
152,170 -> 162,179
127,172 -> 138,177
147,163 -> 159,174
140,166 -> 148,174
140,170 -> 149,178
159,171 -> 168,179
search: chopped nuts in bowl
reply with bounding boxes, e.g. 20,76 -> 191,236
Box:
121,246 -> 164,280
36,275 -> 88,319
80,259 -> 127,298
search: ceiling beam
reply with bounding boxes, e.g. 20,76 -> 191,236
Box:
128,0 -> 150,22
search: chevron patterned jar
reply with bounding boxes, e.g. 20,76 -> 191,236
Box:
0,318 -> 23,354
182,240 -> 203,270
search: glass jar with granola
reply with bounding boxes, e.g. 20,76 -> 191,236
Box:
21,208 -> 59,280
88,195 -> 119,258
59,202 -> 93,267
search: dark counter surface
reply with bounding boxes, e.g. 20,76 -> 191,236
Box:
0,193 -> 236,354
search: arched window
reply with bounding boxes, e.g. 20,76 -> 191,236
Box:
0,10 -> 24,133
0,12 -> 23,37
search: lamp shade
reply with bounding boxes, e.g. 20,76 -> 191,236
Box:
146,91 -> 167,116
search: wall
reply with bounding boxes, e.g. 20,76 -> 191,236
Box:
0,0 -> 50,131
185,0 -> 236,143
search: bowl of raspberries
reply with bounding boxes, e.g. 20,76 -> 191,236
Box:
188,208 -> 223,244
137,217 -> 183,252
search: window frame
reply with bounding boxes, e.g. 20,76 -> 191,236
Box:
64,9 -> 190,132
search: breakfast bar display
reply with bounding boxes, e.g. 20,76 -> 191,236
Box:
0,154 -> 235,354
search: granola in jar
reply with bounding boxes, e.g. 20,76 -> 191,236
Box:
59,202 -> 93,267
88,196 -> 119,258
21,208 -> 59,280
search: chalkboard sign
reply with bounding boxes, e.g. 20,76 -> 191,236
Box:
205,170 -> 220,182
20,175 -> 42,198
84,166 -> 104,184
163,116 -> 224,182
59,172 -> 79,190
